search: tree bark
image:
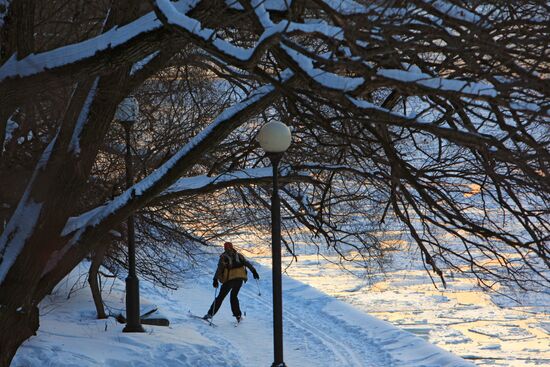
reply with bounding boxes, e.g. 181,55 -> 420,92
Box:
0,5 -> 141,365
0,304 -> 38,367
88,245 -> 108,319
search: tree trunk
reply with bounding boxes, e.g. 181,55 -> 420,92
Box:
0,303 -> 38,367
88,245 -> 108,319
0,71 -> 130,367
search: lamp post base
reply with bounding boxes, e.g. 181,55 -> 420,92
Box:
271,363 -> 287,367
122,275 -> 145,333
122,324 -> 145,332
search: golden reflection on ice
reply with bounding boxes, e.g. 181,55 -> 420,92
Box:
244,247 -> 550,367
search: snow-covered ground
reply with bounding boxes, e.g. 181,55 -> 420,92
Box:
12,260 -> 474,367
249,247 -> 550,367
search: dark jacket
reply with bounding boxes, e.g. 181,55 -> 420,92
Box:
214,250 -> 257,283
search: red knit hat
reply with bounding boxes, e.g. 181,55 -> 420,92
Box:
223,242 -> 234,251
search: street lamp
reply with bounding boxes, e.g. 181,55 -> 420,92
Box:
115,97 -> 145,333
257,121 -> 292,367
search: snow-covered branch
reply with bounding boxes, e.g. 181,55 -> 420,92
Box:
62,166 -> 311,237
0,13 -> 161,83
2,112 -> 18,152
153,0 -> 283,67
0,135 -> 57,283
154,166 -> 312,202
68,78 -> 99,155
56,76 -> 287,252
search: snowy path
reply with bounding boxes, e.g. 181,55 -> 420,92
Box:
12,261 -> 474,367
171,271 -> 391,367
238,284 -> 380,367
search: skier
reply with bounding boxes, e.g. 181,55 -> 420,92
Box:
204,242 -> 260,323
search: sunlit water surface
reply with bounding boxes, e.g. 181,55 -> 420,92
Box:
244,247 -> 550,367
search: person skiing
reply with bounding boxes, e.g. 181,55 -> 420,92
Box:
204,242 -> 259,322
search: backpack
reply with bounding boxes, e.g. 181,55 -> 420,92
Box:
221,251 -> 243,269
217,252 -> 247,282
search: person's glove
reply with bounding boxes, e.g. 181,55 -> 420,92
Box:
252,270 -> 260,280
213,279 -> 219,288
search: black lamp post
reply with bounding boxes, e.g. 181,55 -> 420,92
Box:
116,97 -> 145,333
258,121 -> 292,367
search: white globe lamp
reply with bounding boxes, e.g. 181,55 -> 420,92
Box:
257,121 -> 292,153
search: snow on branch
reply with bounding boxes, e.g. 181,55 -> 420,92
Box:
0,12 -> 162,82
163,167 -> 281,196
68,78 -> 99,155
277,35 -> 507,113
130,51 -> 161,76
419,0 -> 483,25
59,77 -> 286,244
250,0 -> 343,38
153,0 -> 345,68
281,44 -> 364,92
2,111 -> 18,151
155,166 -> 311,202
154,0 -> 251,61
0,0 -> 210,88
0,135 -> 57,283
154,0 -> 284,64
316,0 -> 484,26
281,41 -> 500,99
315,0 -> 370,15
224,0 -> 292,12
376,67 -> 497,98
346,95 -> 504,149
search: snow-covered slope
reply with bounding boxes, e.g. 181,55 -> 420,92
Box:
12,261 -> 474,367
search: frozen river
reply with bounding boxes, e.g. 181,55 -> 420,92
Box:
249,247 -> 550,367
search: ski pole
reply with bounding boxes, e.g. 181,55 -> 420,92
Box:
210,286 -> 219,326
255,279 -> 261,296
